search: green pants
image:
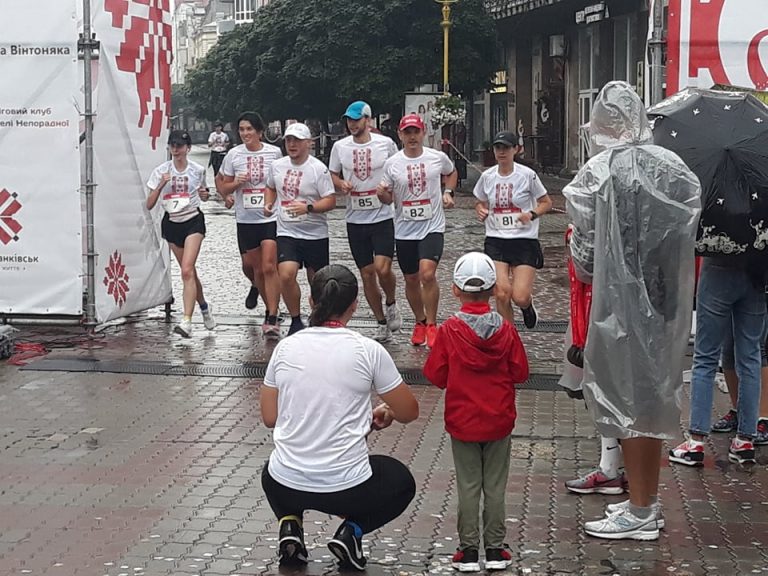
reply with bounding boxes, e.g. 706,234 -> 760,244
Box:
450,435 -> 511,550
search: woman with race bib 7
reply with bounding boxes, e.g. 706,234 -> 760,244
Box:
473,130 -> 552,329
146,130 -> 216,338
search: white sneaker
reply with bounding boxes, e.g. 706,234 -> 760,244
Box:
374,323 -> 392,342
605,500 -> 665,529
584,508 -> 659,541
385,302 -> 402,332
201,305 -> 216,330
174,318 -> 193,338
262,322 -> 281,341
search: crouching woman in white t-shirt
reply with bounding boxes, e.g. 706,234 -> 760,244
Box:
260,264 -> 419,570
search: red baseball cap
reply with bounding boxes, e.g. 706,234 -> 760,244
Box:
398,113 -> 425,131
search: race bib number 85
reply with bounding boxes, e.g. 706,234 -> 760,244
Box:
350,190 -> 381,211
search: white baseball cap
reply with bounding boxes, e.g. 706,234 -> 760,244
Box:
284,122 -> 312,140
453,252 -> 496,292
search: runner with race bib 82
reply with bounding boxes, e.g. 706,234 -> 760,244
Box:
377,113 -> 457,348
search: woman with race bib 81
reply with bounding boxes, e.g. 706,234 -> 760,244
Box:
473,130 -> 552,329
146,130 -> 216,338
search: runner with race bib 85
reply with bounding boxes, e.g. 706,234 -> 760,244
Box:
329,101 -> 402,343
473,130 -> 552,329
377,113 -> 457,348
146,130 -> 216,338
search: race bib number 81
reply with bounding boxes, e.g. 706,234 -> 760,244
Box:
402,199 -> 432,221
493,208 -> 523,230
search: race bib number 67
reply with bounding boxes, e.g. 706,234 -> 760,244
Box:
243,187 -> 266,209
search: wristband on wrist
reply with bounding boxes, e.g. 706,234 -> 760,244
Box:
529,210 -> 539,221
444,188 -> 454,197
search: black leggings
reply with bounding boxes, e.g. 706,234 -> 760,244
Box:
261,455 -> 416,534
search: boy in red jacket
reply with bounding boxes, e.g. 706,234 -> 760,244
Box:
423,252 -> 529,572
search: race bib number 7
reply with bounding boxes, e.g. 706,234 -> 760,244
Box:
243,187 -> 266,209
163,192 -> 191,214
402,199 -> 432,221
350,190 -> 381,211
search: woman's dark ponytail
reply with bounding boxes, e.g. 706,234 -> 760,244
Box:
309,265 -> 358,326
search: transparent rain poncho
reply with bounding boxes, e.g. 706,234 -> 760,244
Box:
563,81 -> 702,439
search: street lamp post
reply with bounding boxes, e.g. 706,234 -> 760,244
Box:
434,0 -> 458,95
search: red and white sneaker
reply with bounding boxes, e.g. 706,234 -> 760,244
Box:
484,547 -> 512,571
411,322 -> 427,346
728,437 -> 756,465
565,468 -> 626,495
426,323 -> 438,348
668,438 -> 704,466
451,548 -> 480,572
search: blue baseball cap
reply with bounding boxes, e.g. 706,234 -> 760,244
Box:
343,101 -> 372,120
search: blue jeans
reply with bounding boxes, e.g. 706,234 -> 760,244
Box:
689,261 -> 766,438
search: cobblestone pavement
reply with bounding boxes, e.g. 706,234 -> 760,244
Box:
1,151 -> 767,575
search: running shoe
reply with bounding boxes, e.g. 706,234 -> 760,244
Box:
729,436 -> 756,465
484,547 -> 512,571
262,322 -> 281,341
711,409 -> 738,433
668,438 -> 705,466
451,548 -> 480,572
606,500 -> 665,530
278,516 -> 308,566
174,318 -> 193,338
288,317 -> 305,336
201,305 -> 216,330
565,469 -> 626,495
584,508 -> 659,541
386,302 -> 402,332
755,419 -> 768,446
426,323 -> 438,348
521,301 -> 538,329
411,322 -> 427,346
245,286 -> 259,310
374,323 -> 392,343
328,521 -> 366,570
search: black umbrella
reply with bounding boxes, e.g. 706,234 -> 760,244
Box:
648,89 -> 768,259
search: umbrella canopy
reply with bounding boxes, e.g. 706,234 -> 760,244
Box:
648,89 -> 768,258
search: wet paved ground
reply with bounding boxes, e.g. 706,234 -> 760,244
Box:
1,150 -> 767,575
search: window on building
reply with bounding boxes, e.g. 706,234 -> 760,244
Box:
472,96 -> 486,150
235,0 -> 254,22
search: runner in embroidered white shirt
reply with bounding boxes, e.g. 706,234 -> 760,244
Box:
146,130 -> 215,339
260,265 -> 419,570
216,112 -> 283,339
207,122 -> 230,177
265,122 -> 336,335
473,130 -> 552,329
329,101 -> 402,343
377,113 -> 457,348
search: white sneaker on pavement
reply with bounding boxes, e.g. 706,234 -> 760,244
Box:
605,499 -> 665,529
202,305 -> 216,330
174,318 -> 193,338
374,323 -> 392,342
584,508 -> 659,541
385,302 -> 402,332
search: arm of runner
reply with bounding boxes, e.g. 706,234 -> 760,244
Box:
518,193 -> 553,224
378,383 -> 419,424
331,171 -> 354,195
442,169 -> 458,209
475,200 -> 489,222
145,170 -> 170,210
264,186 -> 277,217
288,194 -> 336,215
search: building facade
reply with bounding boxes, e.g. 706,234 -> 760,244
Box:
481,0 -> 650,173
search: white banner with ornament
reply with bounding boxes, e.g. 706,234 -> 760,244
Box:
667,0 -> 768,94
91,0 -> 173,322
0,0 -> 83,315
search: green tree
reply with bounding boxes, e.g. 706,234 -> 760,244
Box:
185,0 -> 497,123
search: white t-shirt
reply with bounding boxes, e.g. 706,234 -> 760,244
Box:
329,133 -> 397,225
208,131 -> 230,152
381,148 -> 455,241
220,143 -> 282,224
266,155 -> 336,240
473,164 -> 548,240
146,160 -> 206,223
264,327 -> 403,492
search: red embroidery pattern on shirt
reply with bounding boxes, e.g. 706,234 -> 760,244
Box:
282,169 -> 304,200
495,183 -> 520,211
406,163 -> 427,197
171,175 -> 189,195
247,156 -> 265,184
352,148 -> 372,181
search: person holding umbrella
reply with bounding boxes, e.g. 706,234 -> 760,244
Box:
564,81 -> 701,540
650,89 -> 768,467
